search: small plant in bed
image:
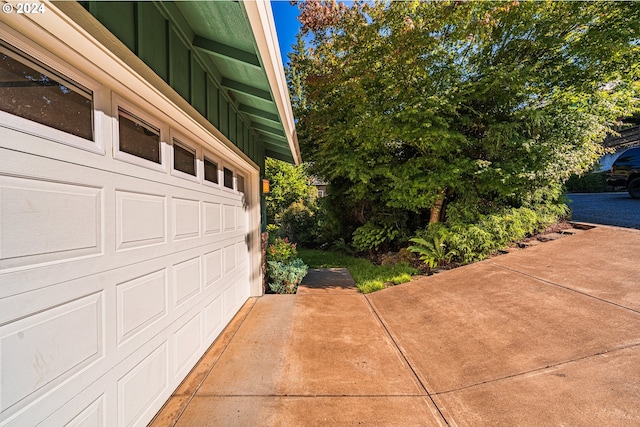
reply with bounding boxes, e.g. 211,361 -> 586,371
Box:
266,237 -> 308,294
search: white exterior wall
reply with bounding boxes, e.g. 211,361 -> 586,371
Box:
0,5 -> 261,426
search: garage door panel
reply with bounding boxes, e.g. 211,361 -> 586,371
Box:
223,280 -> 238,318
236,205 -> 247,231
0,174 -> 102,270
30,384 -> 108,427
115,191 -> 166,251
65,394 -> 106,427
172,198 -> 200,241
223,244 -> 237,275
203,201 -> 222,235
204,294 -> 224,342
172,257 -> 201,308
223,204 -> 236,232
204,249 -> 223,288
117,342 -> 168,427
0,291 -> 104,413
237,241 -> 250,268
116,269 -> 168,347
173,313 -> 202,379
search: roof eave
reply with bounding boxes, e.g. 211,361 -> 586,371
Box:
241,0 -> 302,166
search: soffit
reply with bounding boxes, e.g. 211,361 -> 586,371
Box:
174,1 -> 296,164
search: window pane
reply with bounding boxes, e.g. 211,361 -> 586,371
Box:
174,141 -> 196,176
204,158 -> 219,184
224,167 -> 233,189
0,45 -> 93,140
118,109 -> 161,163
237,175 -> 245,193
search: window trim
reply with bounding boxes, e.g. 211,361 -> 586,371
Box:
170,132 -> 199,183
113,95 -> 167,173
0,39 -> 103,155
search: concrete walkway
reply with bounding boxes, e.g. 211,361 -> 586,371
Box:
151,226 -> 640,426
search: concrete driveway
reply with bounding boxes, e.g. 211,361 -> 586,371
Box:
152,225 -> 640,426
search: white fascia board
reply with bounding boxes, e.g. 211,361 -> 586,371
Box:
242,0 -> 302,165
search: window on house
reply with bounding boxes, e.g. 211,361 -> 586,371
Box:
204,157 -> 219,184
173,139 -> 196,176
237,174 -> 245,194
0,43 -> 94,140
223,167 -> 234,189
118,109 -> 161,163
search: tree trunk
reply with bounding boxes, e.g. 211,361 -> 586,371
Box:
429,189 -> 446,224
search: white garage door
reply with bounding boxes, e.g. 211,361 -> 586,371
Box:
0,27 -> 255,426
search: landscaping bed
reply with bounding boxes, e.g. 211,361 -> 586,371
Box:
297,221 -> 591,294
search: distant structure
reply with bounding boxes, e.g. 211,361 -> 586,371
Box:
311,177 -> 328,197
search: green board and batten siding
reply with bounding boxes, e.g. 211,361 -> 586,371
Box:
80,1 -> 269,171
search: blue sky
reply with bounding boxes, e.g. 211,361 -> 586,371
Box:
270,1 -> 302,65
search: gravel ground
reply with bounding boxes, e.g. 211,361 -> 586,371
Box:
566,192 -> 640,229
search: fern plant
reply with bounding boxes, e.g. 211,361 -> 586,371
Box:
408,231 -> 454,269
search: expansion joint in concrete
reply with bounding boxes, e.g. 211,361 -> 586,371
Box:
432,341 -> 640,397
364,295 -> 452,427
488,262 -> 640,315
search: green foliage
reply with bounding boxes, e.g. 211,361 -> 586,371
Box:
313,196 -> 345,246
265,158 -> 317,224
266,224 -> 280,243
565,172 -> 608,193
266,237 -> 298,264
266,238 -> 309,294
352,221 -> 400,252
267,259 -> 309,294
298,248 -> 417,293
289,0 -> 640,260
329,237 -> 354,255
408,227 -> 454,269
279,201 -> 317,245
412,204 -> 569,265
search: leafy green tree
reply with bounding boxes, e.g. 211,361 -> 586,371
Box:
289,0 -> 640,250
264,158 -> 317,224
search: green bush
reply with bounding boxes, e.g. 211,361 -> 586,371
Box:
267,258 -> 309,294
352,221 -> 399,252
314,197 -> 344,246
279,201 -> 317,245
266,237 -> 298,264
564,172 -> 607,193
411,204 -> 569,266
